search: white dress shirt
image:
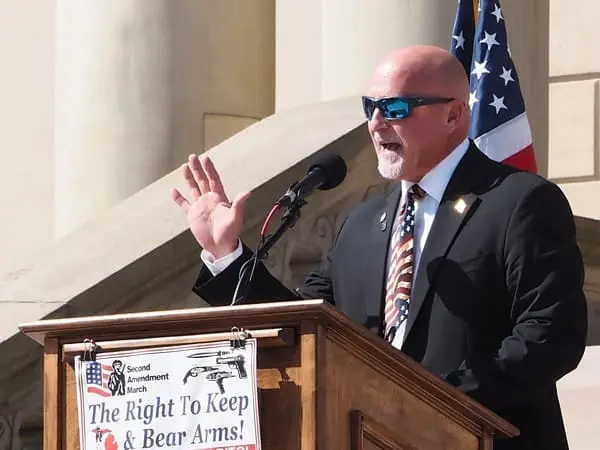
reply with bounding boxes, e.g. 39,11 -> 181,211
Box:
201,240 -> 244,275
202,138 -> 471,348
390,137 -> 470,348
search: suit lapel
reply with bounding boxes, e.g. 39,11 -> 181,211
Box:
363,183 -> 403,337
402,143 -> 487,345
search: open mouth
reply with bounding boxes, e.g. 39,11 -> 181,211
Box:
380,142 -> 402,152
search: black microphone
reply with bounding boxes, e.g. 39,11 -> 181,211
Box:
276,152 -> 347,208
230,152 -> 346,306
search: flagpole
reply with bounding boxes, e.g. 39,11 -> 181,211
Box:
473,0 -> 479,19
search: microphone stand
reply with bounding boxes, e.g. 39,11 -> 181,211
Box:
230,198 -> 307,306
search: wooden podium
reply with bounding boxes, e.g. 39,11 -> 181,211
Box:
19,299 -> 518,449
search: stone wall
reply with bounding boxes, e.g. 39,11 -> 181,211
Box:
550,0 -> 600,220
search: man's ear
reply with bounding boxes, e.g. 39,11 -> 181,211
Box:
446,101 -> 466,130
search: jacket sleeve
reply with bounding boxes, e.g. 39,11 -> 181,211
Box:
441,182 -> 588,411
192,224 -> 342,306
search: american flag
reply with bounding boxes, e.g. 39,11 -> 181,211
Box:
450,0 -> 537,173
85,361 -> 113,397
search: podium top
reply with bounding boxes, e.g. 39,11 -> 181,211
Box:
18,299 -> 518,439
19,299 -> 332,345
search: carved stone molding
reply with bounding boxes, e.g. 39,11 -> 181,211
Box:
0,381 -> 43,450
17,427 -> 43,450
0,412 -> 17,450
263,181 -> 393,289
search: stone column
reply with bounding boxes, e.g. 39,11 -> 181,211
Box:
55,0 -> 173,238
55,0 -> 275,238
320,0 -> 458,100
276,0 -> 458,109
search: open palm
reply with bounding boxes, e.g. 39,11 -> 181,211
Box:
172,154 -> 250,259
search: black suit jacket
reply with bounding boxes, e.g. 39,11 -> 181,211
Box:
193,143 -> 588,450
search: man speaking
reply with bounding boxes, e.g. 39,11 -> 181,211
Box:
172,45 -> 587,450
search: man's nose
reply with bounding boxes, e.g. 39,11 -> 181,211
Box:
369,108 -> 388,130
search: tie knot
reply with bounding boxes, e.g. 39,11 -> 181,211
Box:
410,184 -> 426,200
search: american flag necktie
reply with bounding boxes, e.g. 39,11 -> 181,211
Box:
384,184 -> 425,342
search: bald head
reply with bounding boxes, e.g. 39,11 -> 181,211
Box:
367,45 -> 470,103
365,45 -> 471,182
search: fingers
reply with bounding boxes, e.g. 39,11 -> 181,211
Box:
188,154 -> 210,196
171,188 -> 190,213
185,154 -> 229,202
181,162 -> 201,201
200,156 -> 226,198
231,191 -> 251,216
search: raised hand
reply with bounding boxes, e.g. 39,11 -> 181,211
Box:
171,154 -> 250,259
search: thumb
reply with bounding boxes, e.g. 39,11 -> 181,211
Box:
231,191 -> 251,216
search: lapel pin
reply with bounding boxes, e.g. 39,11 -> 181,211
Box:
454,198 -> 467,214
380,212 -> 387,231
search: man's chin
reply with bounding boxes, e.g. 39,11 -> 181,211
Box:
377,161 -> 404,180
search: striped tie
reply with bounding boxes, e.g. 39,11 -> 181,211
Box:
384,184 -> 424,342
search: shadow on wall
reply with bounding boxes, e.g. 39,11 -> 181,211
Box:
587,302 -> 600,345
575,217 -> 600,346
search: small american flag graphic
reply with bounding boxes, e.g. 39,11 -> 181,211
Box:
85,361 -> 113,397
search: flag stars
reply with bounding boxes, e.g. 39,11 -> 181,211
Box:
469,90 -> 479,110
500,66 -> 514,86
396,299 -> 409,316
479,31 -> 500,51
472,60 -> 490,80
453,30 -> 466,50
489,94 -> 508,114
491,4 -> 504,23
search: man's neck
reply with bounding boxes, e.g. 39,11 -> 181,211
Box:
402,137 -> 470,202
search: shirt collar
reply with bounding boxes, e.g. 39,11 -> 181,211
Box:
401,137 -> 470,203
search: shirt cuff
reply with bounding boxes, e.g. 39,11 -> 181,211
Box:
200,239 -> 243,276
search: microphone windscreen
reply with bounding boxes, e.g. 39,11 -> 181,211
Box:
307,152 -> 347,190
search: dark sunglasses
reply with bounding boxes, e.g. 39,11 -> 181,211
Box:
361,96 -> 455,120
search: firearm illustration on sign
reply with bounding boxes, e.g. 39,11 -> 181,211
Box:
182,350 -> 248,394
182,365 -> 219,385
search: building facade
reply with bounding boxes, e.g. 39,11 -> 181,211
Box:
0,1 -> 598,448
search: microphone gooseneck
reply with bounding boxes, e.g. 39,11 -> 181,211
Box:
231,152 -> 347,306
